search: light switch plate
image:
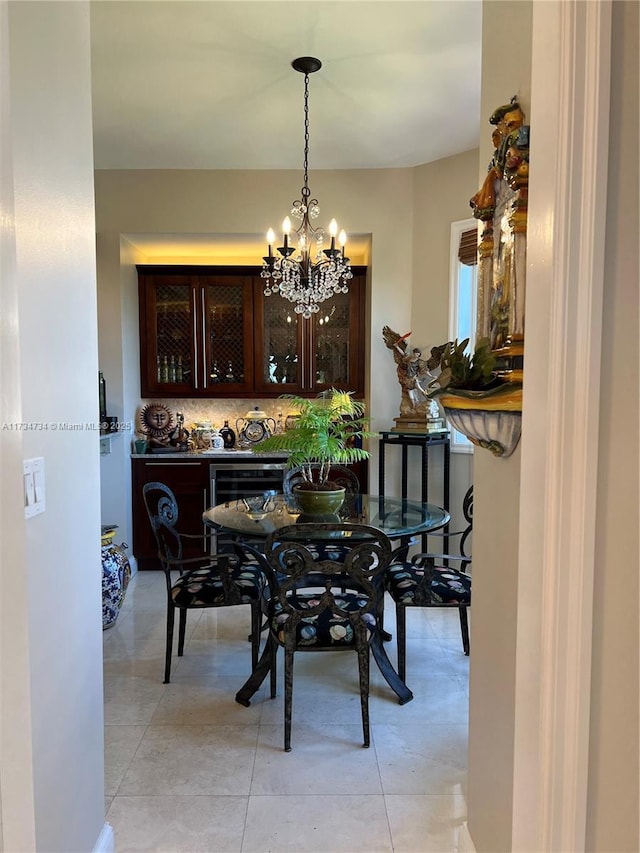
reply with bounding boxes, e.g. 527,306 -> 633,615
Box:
24,457 -> 45,518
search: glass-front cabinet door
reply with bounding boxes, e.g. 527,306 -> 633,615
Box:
201,276 -> 254,394
139,271 -> 196,396
253,287 -> 303,393
310,276 -> 364,395
253,270 -> 365,396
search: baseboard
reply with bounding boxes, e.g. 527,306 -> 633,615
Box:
93,822 -> 114,853
456,821 -> 477,852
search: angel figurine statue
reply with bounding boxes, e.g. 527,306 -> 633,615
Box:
382,326 -> 446,432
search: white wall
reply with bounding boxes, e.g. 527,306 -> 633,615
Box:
97,233 -> 144,560
467,2 -> 532,850
0,2 -> 34,847
1,2 -> 106,850
413,149 -> 479,519
587,1 -> 639,847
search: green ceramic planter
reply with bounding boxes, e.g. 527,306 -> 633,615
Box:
293,485 -> 346,517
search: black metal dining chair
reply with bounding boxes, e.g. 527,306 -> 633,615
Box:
384,485 -> 473,681
142,482 -> 267,683
262,522 -> 392,751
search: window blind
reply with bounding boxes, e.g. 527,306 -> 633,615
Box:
458,228 -> 478,266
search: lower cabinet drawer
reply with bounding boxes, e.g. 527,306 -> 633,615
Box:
132,459 -> 210,569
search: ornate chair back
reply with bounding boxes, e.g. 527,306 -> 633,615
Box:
263,522 -> 392,751
142,481 -> 183,570
385,485 -> 473,681
142,481 -> 265,684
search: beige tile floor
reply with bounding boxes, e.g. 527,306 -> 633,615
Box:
104,570 -> 469,852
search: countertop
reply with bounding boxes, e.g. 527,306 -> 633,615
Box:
131,449 -> 289,460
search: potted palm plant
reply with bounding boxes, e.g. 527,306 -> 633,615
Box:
253,389 -> 371,516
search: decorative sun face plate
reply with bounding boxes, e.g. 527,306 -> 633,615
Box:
139,403 -> 174,438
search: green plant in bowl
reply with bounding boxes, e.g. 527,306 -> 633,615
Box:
427,337 -> 502,396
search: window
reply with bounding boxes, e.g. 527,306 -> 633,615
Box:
448,218 -> 478,452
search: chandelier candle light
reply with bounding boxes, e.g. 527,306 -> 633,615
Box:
262,57 -> 352,319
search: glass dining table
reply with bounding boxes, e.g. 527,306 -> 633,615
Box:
202,494 -> 450,705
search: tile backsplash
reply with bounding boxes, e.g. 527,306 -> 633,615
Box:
136,398 -> 297,435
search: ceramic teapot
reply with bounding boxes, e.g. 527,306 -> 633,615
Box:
236,407 -> 276,445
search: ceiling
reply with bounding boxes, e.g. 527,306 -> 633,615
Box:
90,1 -> 481,261
89,0 -> 482,172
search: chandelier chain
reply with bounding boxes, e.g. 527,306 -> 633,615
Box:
302,73 -> 310,200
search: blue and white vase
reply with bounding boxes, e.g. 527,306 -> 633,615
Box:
101,530 -> 131,629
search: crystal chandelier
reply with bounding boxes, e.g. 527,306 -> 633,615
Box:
262,57 -> 352,320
